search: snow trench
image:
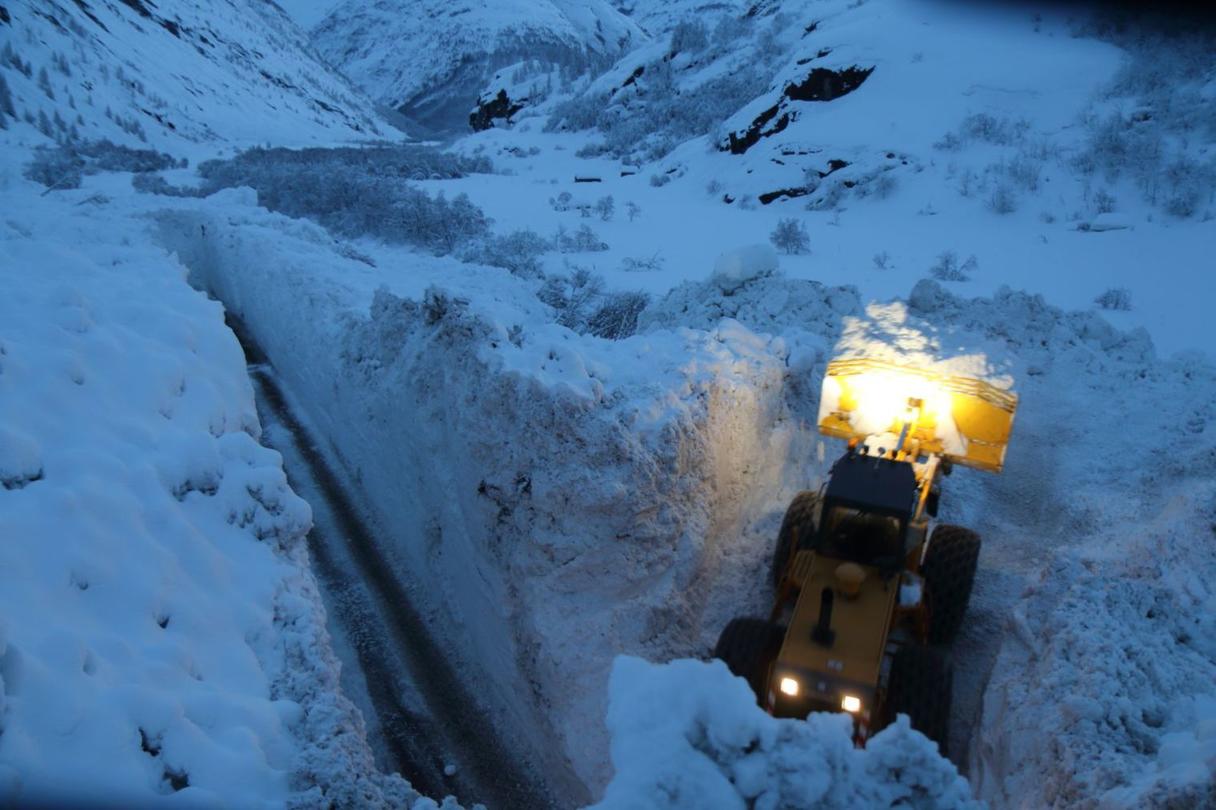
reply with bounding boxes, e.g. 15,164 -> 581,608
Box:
151,198 -> 827,798
151,193 -> 1216,807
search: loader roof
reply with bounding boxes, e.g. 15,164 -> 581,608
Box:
824,453 -> 917,517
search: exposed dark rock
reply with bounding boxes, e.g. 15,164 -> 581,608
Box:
759,186 -> 809,204
723,66 -> 873,155
0,6 -> 10,25
469,88 -> 523,132
784,66 -> 873,102
726,103 -> 787,154
620,64 -> 644,90
118,0 -> 152,19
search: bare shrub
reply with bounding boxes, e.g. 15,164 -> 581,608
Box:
930,251 -> 977,282
1094,287 -> 1132,311
770,218 -> 810,254
555,224 -> 609,253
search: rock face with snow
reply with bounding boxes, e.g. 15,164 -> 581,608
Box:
311,0 -> 643,131
0,0 -> 386,149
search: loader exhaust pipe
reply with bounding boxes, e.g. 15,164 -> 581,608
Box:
812,587 -> 836,646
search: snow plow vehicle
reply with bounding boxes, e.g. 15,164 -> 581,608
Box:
715,357 -> 1018,754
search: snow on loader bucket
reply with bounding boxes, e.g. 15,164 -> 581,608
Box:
816,357 -> 1018,473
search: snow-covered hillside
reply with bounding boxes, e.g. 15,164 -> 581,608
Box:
310,0 -> 643,131
0,0 -> 386,150
3,0 -> 1214,807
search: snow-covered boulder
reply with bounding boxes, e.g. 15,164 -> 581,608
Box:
592,656 -> 980,810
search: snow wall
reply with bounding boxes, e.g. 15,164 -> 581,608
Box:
152,194 -> 830,798
0,187 -> 421,809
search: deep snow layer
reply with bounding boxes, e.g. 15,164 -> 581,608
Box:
0,178 -> 424,808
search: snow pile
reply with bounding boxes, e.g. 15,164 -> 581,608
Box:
0,180 -> 419,808
710,244 -> 779,294
592,657 -> 979,810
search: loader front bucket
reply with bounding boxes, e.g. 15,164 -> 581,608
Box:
817,357 -> 1018,473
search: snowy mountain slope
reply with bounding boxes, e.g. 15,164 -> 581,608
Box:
0,0 -> 387,151
0,175 -> 418,808
310,0 -> 644,131
609,0 -> 749,37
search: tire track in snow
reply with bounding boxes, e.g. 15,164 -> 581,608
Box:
232,317 -> 561,810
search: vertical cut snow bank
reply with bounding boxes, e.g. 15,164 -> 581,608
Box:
152,196 -> 824,796
0,182 -> 419,808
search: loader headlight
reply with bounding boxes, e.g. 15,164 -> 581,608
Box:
778,677 -> 800,697
841,694 -> 862,713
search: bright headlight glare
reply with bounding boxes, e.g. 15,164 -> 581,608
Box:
779,677 -> 800,697
841,694 -> 862,713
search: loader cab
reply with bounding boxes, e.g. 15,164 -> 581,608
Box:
815,451 -> 918,573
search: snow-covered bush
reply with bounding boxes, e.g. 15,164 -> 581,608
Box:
592,657 -> 979,810
555,223 -> 609,253
198,147 -> 492,254
586,291 -> 649,340
460,229 -> 552,278
1094,287 -> 1133,311
595,195 -> 615,221
929,251 -> 977,282
649,173 -> 671,188
621,253 -> 664,273
130,172 -> 207,197
1074,20 -> 1216,217
625,201 -> 641,221
770,217 -> 810,255
987,182 -> 1017,215
536,266 -> 647,339
23,139 -> 181,190
670,19 -> 710,56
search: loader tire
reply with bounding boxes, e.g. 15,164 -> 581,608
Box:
884,644 -> 952,756
921,524 -> 981,645
772,491 -> 819,588
714,617 -> 783,704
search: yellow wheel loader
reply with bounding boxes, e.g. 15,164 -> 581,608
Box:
715,357 -> 1018,755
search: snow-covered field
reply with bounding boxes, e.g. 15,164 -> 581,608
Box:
2,0 -> 1214,807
